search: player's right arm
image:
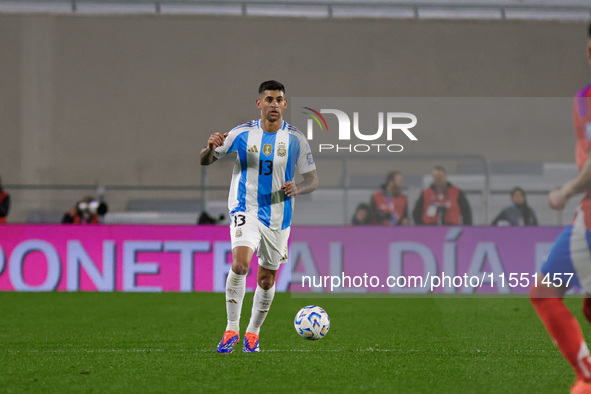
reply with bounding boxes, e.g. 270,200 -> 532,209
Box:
549,153 -> 591,210
200,132 -> 227,166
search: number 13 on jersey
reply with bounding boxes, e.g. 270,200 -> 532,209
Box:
259,160 -> 273,176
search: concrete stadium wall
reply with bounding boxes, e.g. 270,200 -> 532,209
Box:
0,13 -> 589,220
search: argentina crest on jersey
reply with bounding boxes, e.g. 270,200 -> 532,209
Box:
277,142 -> 287,157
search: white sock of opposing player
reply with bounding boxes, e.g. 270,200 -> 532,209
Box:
225,269 -> 246,333
246,284 -> 276,335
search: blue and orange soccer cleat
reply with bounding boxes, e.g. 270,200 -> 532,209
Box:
216,330 -> 240,353
242,332 -> 259,353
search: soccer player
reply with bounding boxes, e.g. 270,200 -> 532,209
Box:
200,80 -> 318,353
529,24 -> 591,394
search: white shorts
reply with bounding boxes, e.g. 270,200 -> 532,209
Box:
229,211 -> 290,271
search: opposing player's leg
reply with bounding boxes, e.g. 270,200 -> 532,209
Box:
529,225 -> 591,386
217,212 -> 260,354
529,280 -> 591,379
243,225 -> 289,353
572,379 -> 591,394
576,295 -> 591,394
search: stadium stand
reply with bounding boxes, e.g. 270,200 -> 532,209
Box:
1,5 -> 587,225
11,161 -> 580,226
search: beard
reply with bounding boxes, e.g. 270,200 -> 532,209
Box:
265,112 -> 281,122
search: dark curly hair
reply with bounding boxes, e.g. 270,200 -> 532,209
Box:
258,80 -> 285,95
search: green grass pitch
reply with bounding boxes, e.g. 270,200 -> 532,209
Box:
0,292 -> 585,393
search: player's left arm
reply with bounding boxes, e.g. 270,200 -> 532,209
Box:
281,170 -> 318,198
550,153 -> 591,210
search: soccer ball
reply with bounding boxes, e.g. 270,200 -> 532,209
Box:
294,305 -> 330,340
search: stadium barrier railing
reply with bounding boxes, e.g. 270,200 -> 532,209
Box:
1,0 -> 590,21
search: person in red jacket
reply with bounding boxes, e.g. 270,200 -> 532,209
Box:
61,196 -> 103,224
0,175 -> 10,224
412,166 -> 472,225
370,171 -> 409,225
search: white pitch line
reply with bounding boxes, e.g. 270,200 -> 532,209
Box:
6,348 -> 404,354
261,349 -> 401,352
5,348 -> 547,354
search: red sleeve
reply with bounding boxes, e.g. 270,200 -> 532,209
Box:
573,95 -> 591,169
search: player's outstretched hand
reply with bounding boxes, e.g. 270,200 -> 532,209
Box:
207,132 -> 228,151
281,181 -> 298,197
548,188 -> 568,211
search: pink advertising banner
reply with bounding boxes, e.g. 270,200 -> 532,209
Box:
0,224 -> 564,294
288,226 -> 563,294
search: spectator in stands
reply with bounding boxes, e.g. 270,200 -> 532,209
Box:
0,175 -> 10,224
413,166 -> 472,225
370,171 -> 409,225
198,211 -> 225,225
351,203 -> 372,225
492,187 -> 538,226
62,196 -> 107,224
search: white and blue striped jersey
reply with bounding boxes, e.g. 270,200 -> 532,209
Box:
213,119 -> 316,230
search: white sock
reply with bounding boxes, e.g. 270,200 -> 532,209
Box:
246,285 -> 276,335
225,269 -> 246,333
